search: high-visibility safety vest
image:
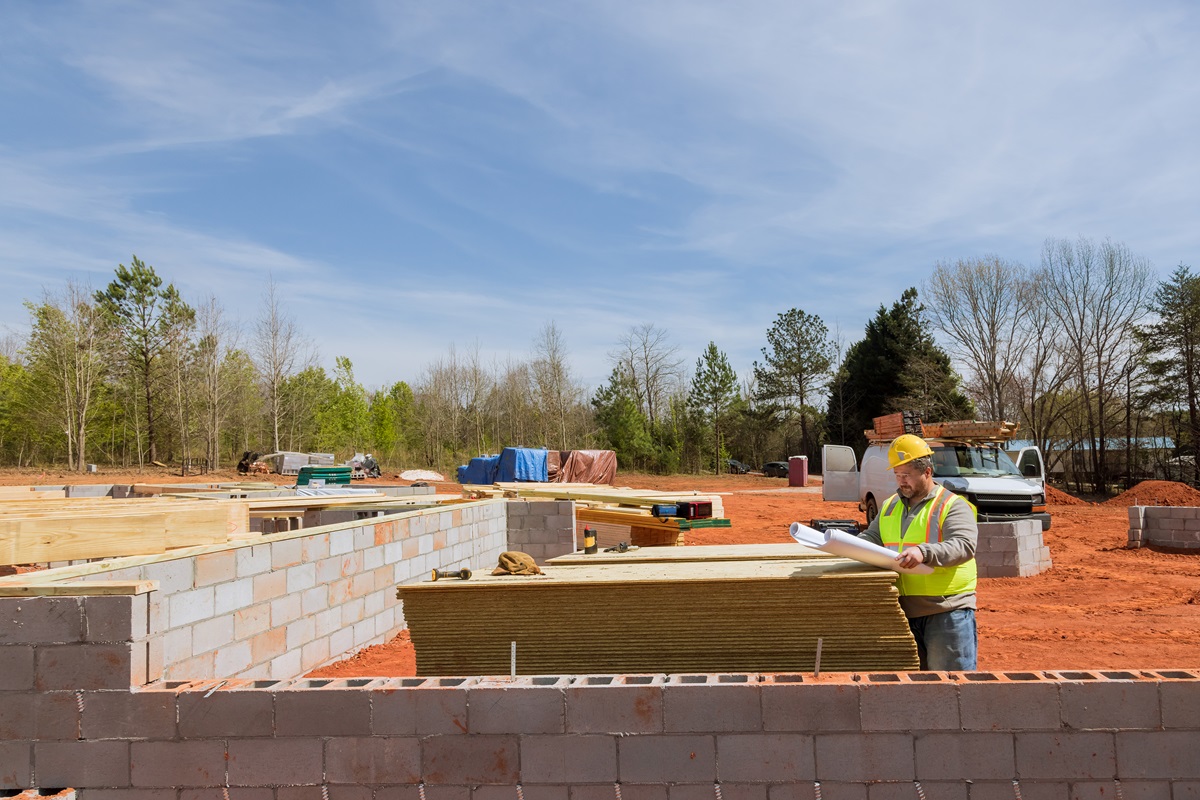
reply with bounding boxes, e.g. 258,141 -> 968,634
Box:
879,485 -> 977,597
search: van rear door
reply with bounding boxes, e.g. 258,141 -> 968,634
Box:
822,445 -> 860,502
1015,446 -> 1045,489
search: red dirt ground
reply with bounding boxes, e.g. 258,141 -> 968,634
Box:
4,467 -> 1198,674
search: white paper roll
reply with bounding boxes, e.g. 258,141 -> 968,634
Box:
788,523 -> 935,575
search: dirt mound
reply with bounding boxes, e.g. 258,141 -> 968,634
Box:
1046,485 -> 1087,506
1105,480 -> 1200,507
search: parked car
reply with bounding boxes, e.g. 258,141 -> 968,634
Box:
724,458 -> 751,474
762,461 -> 789,478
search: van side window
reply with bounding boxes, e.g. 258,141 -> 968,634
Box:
932,448 -> 960,477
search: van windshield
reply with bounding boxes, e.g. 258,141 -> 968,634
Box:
930,444 -> 1021,478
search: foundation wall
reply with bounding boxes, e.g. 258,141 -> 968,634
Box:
0,498 -> 575,686
976,521 -> 1052,578
1127,506 -> 1200,549
1,669 -> 1197,797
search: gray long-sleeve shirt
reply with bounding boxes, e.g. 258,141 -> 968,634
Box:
858,485 -> 978,618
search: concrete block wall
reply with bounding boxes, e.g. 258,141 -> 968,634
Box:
506,500 -> 577,564
1127,506 -> 1200,549
1,669 -> 1198,797
2,500 -> 512,684
976,521 -> 1052,578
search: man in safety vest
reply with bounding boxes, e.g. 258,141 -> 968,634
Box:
857,433 -> 979,670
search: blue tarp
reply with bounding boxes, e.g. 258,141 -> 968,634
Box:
457,448 -> 550,484
458,454 -> 501,485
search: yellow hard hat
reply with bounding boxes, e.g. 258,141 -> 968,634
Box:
888,434 -> 933,469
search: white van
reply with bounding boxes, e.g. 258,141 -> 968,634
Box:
822,440 -> 1050,530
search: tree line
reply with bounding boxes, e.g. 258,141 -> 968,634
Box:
2,236 -> 1198,492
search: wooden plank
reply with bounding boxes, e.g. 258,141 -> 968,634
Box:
0,488 -> 67,500
0,580 -> 158,597
0,504 -> 248,566
576,508 -> 679,529
547,543 -> 834,565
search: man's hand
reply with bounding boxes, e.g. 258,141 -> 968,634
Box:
896,545 -> 925,569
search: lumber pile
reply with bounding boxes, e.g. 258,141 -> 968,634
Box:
398,554 -> 919,675
865,413 -> 1019,443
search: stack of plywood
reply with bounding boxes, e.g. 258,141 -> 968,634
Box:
398,548 -> 918,675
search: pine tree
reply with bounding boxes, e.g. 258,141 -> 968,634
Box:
753,308 -> 834,459
688,342 -> 739,473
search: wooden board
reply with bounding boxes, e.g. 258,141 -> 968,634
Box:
0,503 -> 248,565
547,543 -> 834,565
0,488 -> 67,500
0,580 -> 157,597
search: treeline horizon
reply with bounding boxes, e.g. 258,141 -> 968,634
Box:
1,235 -> 1197,493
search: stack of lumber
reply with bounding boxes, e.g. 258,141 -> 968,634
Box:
398,554 -> 918,675
0,496 -> 249,565
865,411 -> 926,441
921,419 -> 1019,441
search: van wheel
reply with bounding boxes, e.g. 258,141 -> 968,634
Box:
865,495 -> 879,524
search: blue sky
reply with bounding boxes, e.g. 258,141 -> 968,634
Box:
2,1 -> 1198,391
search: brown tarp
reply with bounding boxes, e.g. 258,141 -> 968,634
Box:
546,450 -> 562,482
553,449 -> 617,484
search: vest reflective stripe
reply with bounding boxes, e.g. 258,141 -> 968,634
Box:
879,486 -> 977,597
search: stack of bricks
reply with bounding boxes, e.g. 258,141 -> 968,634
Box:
976,520 -> 1052,577
505,499 -> 577,564
1127,506 -> 1200,550
2,660 -> 1198,796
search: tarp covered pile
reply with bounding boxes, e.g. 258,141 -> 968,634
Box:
457,448 -> 617,484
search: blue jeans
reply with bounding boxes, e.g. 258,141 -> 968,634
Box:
909,609 -> 977,671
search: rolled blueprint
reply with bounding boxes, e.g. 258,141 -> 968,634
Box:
789,522 -> 935,575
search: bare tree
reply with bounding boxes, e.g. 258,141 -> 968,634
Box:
1039,237 -> 1153,493
252,279 -> 314,453
22,282 -> 112,470
531,321 -> 581,449
194,296 -> 240,468
924,256 -> 1032,420
610,323 -> 683,423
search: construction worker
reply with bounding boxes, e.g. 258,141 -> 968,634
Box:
857,434 -> 979,670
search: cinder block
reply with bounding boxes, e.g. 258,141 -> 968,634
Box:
520,734 -> 617,783
664,683 -> 762,732
302,533 -> 332,562
234,603 -> 271,640
815,733 -> 914,782
130,740 -> 227,787
325,737 -> 420,784
867,783 -> 966,800
0,598 -> 83,644
566,684 -> 663,733
860,683 -> 959,731
301,586 -> 329,617
1069,782 -> 1170,800
279,787 -> 374,800
1161,681 -> 1200,728
178,687 -> 273,738
227,737 -> 323,785
0,740 -> 31,790
1115,731 -> 1200,779
618,735 -> 716,783
469,685 -> 564,734
170,588 -> 216,627
271,594 -> 303,627
914,732 -> 1014,779
1014,732 -> 1115,779
269,649 -> 303,681
192,615 -> 235,655
181,789 -> 275,800
1170,783 -> 1200,799
422,735 -> 519,785
968,782 -> 1066,800
301,638 -> 331,672
214,640 -> 253,676
959,681 -> 1061,731
287,562 -> 318,594
286,616 -> 317,651
0,645 -> 35,690
250,627 -> 286,666
476,787 -> 568,800
236,545 -> 272,578
84,594 -> 147,642
1060,681 -> 1160,730
670,785 -> 766,800
195,551 -> 238,587
36,740 -> 131,787
86,791 -> 178,800
252,570 -> 287,604
571,786 -> 666,800
762,683 -> 861,732
214,578 -> 255,616
718,734 -> 815,782
81,689 -> 177,739
769,783 -> 866,800
275,687 -> 372,736
372,686 -> 468,735
271,538 -> 305,569
35,643 -> 134,690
